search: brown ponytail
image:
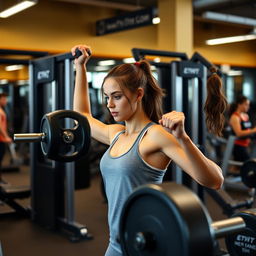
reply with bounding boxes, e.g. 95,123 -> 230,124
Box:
204,67 -> 228,136
102,60 -> 164,123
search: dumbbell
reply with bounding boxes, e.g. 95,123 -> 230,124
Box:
14,110 -> 90,162
119,182 -> 256,256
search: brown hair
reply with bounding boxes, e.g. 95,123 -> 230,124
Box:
0,92 -> 8,98
102,60 -> 164,123
204,67 -> 228,136
228,95 -> 248,117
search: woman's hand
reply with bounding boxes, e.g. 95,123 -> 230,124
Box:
159,111 -> 188,140
71,45 -> 92,66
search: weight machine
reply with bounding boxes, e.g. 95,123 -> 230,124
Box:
26,50 -> 92,241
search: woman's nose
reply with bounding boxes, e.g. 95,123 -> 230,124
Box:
107,98 -> 114,108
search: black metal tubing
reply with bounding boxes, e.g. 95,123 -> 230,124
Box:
0,49 -> 48,57
55,48 -> 83,62
0,59 -> 29,64
132,48 -> 189,61
190,51 -> 223,77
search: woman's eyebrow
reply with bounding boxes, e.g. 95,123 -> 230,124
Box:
103,91 -> 122,96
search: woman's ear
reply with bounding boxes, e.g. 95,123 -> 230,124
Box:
137,88 -> 144,101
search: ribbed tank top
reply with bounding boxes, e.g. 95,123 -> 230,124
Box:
100,122 -> 166,254
232,112 -> 252,147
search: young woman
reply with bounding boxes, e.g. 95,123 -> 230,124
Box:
228,95 -> 256,162
71,45 -> 226,256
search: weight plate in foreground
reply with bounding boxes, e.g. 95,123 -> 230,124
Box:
225,209 -> 256,256
119,182 -> 215,256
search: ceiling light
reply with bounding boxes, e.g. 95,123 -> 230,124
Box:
17,80 -> 29,85
0,79 -> 8,85
228,70 -> 243,76
5,65 -> 24,71
152,17 -> 160,24
123,57 -> 135,64
94,66 -> 110,71
0,0 -> 37,18
202,11 -> 256,26
98,60 -> 116,66
206,34 -> 256,45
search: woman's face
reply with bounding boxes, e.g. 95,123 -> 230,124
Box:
239,99 -> 250,113
103,77 -> 138,122
0,96 -> 7,107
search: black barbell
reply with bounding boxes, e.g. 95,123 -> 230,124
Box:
119,182 -> 256,256
14,110 -> 91,162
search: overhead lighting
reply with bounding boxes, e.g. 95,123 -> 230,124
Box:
0,79 -> 8,85
206,34 -> 256,45
17,80 -> 29,85
228,70 -> 243,76
152,17 -> 160,24
98,60 -> 116,66
5,65 -> 24,71
0,0 -> 37,18
123,57 -> 135,64
202,11 -> 256,27
94,66 -> 110,71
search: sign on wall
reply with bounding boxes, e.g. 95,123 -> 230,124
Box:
96,8 -> 155,36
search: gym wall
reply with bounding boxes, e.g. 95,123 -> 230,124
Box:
0,0 -> 255,66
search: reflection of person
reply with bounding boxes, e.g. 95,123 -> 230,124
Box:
229,95 -> 256,162
71,45 -> 226,256
0,93 -> 12,184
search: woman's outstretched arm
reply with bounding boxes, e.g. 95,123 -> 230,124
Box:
157,111 -> 224,189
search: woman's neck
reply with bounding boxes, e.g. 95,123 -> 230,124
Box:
124,111 -> 151,135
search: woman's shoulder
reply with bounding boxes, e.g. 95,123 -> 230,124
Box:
146,123 -> 176,143
108,123 -> 125,141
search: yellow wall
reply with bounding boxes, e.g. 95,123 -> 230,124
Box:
194,21 -> 256,67
0,0 -> 256,78
0,65 -> 28,81
0,0 -> 157,57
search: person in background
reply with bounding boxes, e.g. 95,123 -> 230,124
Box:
0,92 -> 12,184
71,44 -> 227,256
228,95 -> 256,162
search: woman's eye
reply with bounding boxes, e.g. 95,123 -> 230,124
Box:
114,95 -> 121,100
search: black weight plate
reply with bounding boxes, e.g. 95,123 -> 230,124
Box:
40,115 -> 55,157
40,110 -> 90,162
240,159 -> 256,188
225,209 -> 256,256
119,182 -> 215,256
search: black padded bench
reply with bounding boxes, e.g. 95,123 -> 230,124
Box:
0,185 -> 30,217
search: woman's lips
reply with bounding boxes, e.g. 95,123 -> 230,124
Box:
111,112 -> 118,117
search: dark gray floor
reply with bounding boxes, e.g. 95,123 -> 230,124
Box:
0,163 -> 109,256
0,155 -> 254,256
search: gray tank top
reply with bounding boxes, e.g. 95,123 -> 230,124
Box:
100,122 -> 166,254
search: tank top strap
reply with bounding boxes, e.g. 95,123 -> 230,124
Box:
134,122 -> 155,146
110,130 -> 125,146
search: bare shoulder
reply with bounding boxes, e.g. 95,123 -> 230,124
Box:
230,114 -> 240,124
108,123 -> 125,142
147,124 -> 178,146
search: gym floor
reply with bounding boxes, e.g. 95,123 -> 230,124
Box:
0,156 -> 254,256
